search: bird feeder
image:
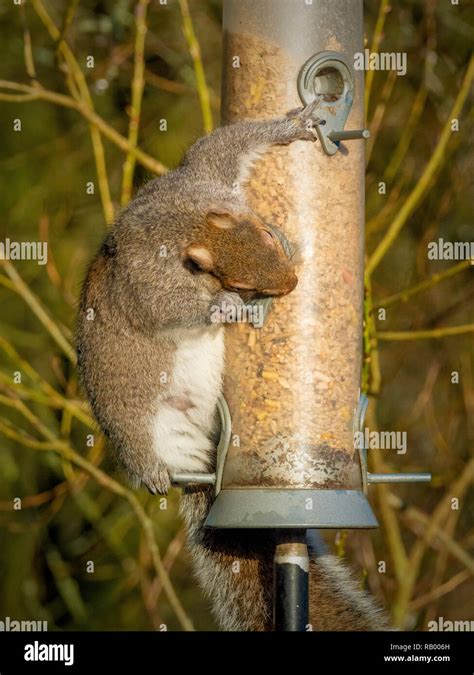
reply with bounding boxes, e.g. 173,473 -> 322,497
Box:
205,0 -> 376,530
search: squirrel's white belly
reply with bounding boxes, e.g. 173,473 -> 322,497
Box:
150,325 -> 225,473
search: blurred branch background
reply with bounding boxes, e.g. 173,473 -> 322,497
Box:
0,0 -> 472,630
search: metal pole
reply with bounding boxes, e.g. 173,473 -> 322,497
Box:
329,129 -> 371,142
368,472 -> 432,484
273,531 -> 309,631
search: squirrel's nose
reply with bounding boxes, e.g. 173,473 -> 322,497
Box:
287,272 -> 298,292
279,272 -> 298,295
281,272 -> 298,295
262,273 -> 298,297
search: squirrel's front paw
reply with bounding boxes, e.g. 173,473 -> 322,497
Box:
210,291 -> 245,324
287,100 -> 325,140
143,464 -> 172,495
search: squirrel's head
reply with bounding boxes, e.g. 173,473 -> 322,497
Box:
182,206 -> 298,298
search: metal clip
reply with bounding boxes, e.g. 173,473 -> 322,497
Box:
170,395 -> 231,495
297,50 -> 370,156
354,393 -> 432,488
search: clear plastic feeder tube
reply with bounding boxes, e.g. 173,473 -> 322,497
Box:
221,0 -> 366,492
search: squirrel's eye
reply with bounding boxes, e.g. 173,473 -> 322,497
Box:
183,257 -> 206,274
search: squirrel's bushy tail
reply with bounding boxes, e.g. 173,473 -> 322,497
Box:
180,487 -> 391,631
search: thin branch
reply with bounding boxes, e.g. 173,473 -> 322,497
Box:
384,85 -> 428,182
88,122 -> 115,225
376,324 -> 474,341
363,274 -> 410,594
365,406 -> 408,585
56,0 -> 80,50
0,417 -> 62,450
138,532 -> 166,630
422,510 -> 459,625
0,375 -> 92,429
0,394 -> 56,442
0,261 -> 76,363
20,3 -> 38,82
366,56 -> 474,276
365,0 -> 390,115
0,92 -> 39,101
410,570 -> 470,611
142,66 -> 221,108
366,69 -> 396,165
0,337 -> 93,429
121,0 -> 151,206
150,527 -> 187,605
0,482 -> 68,511
0,79 -> 74,104
179,0 -> 213,133
366,172 -> 411,237
392,458 -> 474,627
375,260 -> 472,309
144,68 -> 188,94
400,505 -> 474,575
0,417 -> 194,632
38,214 -> 65,293
31,0 -> 114,225
363,272 -> 382,395
0,80 -> 167,175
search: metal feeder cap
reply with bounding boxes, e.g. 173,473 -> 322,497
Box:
204,488 -> 379,530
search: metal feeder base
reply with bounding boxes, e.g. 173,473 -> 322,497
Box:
204,488 -> 378,530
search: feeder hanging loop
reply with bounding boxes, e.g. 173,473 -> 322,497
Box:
297,50 -> 370,156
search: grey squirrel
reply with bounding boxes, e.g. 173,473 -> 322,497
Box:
76,102 -> 390,631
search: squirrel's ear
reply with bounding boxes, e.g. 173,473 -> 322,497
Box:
206,208 -> 239,230
183,245 -> 215,272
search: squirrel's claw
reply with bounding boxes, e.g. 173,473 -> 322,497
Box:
144,466 -> 171,495
287,99 -> 325,141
